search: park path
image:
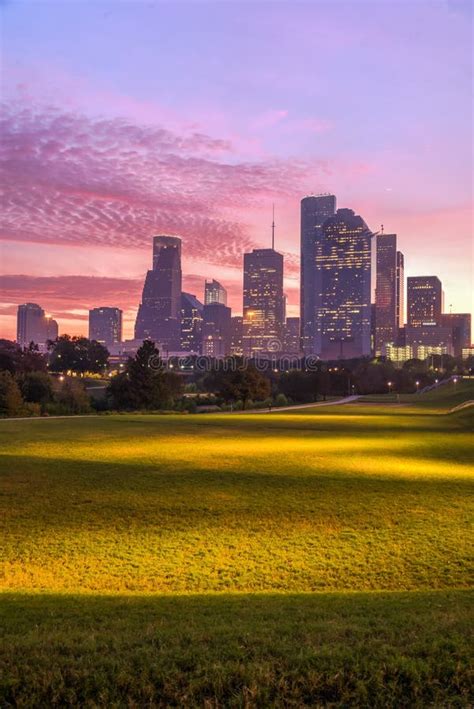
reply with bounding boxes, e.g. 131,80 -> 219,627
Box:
230,395 -> 360,414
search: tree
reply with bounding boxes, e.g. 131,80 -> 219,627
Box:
0,371 -> 24,417
205,361 -> 271,409
20,372 -> 54,409
48,335 -> 109,374
0,339 -> 47,375
279,370 -> 317,403
108,341 -> 183,410
56,380 -> 91,414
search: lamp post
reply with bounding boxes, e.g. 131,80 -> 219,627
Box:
415,380 -> 420,393
387,380 -> 393,395
453,376 -> 458,391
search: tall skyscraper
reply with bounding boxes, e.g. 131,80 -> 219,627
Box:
316,208 -> 372,359
180,292 -> 203,352
89,307 -> 122,347
243,248 -> 285,356
407,276 -> 442,327
135,236 -> 182,352
300,194 -> 337,354
17,303 -> 58,351
396,251 -> 405,329
374,234 -> 404,355
202,303 -> 232,357
204,279 -> 227,306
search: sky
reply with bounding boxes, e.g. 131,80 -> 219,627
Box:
1,0 -> 472,340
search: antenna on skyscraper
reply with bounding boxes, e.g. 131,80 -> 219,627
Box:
381,224 -> 384,234
271,204 -> 275,250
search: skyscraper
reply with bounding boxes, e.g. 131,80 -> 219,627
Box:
407,276 -> 442,327
89,307 -> 122,347
135,236 -> 182,352
283,317 -> 301,355
396,251 -> 405,329
316,208 -> 372,359
204,279 -> 227,306
300,194 -> 337,354
202,303 -> 232,357
243,248 -> 285,357
230,316 -> 244,356
374,234 -> 404,355
180,292 -> 203,352
17,303 -> 58,351
440,313 -> 471,358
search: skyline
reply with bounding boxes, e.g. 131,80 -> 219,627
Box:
1,0 -> 473,340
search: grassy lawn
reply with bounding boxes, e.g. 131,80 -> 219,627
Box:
1,383 -> 473,705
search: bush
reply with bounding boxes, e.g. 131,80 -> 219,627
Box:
56,380 -> 92,414
0,371 -> 24,417
20,372 -> 54,410
275,393 -> 288,407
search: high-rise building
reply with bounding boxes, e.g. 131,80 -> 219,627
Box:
440,313 -> 471,358
243,248 -> 285,357
180,292 -> 203,353
316,208 -> 372,359
204,279 -> 227,306
17,303 -> 58,351
405,325 -> 453,355
283,317 -> 301,355
202,303 -> 232,357
396,251 -> 405,329
374,234 -> 404,355
230,316 -> 244,356
135,236 -> 182,352
89,307 -> 122,347
407,276 -> 442,327
300,194 -> 337,354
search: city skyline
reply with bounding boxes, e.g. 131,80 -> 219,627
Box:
1,1 -> 472,340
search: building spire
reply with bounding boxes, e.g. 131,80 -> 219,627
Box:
271,203 -> 275,250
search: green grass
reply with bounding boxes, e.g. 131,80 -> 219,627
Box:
1,383 -> 473,705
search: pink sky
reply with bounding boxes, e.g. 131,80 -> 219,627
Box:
1,1 -> 472,341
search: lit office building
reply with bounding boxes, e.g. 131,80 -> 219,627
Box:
180,292 -> 203,353
243,248 -> 285,357
283,317 -> 301,355
135,236 -> 182,352
204,279 -> 227,306
384,343 -> 413,365
316,208 -> 372,359
407,276 -> 442,327
202,303 -> 232,357
230,316 -> 244,356
375,233 -> 404,355
300,194 -> 337,354
89,307 -> 122,347
440,313 -> 471,358
17,303 -> 58,351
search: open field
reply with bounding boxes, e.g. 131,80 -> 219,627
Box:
1,383 -> 473,705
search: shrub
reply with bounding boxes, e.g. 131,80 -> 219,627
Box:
0,371 -> 24,417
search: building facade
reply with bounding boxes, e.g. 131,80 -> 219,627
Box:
230,316 -> 244,356
89,307 -> 122,347
202,303 -> 232,357
17,303 -> 58,351
316,208 -> 372,359
204,279 -> 227,306
283,317 -> 301,355
407,276 -> 442,327
440,313 -> 471,358
135,236 -> 182,352
180,292 -> 203,353
375,234 -> 397,355
300,194 -> 337,354
243,248 -> 285,357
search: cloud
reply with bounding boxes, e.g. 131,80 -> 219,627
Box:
1,102 -> 324,269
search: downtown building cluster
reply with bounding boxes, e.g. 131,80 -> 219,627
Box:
16,194 -> 472,363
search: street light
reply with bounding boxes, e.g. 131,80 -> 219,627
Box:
415,380 -> 420,392
387,381 -> 393,394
